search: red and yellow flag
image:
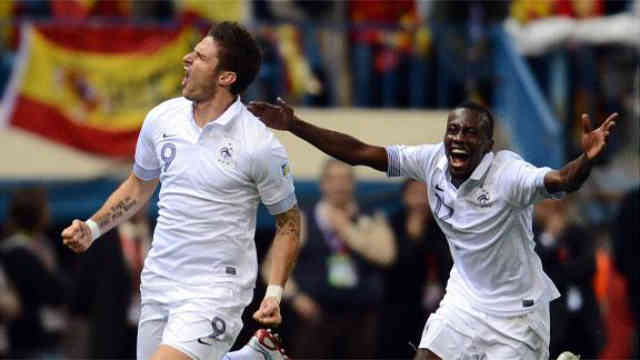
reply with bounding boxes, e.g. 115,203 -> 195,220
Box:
51,0 -> 131,19
1,23 -> 197,157
177,0 -> 247,23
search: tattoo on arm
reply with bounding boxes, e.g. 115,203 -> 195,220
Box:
270,205 -> 301,286
275,205 -> 301,238
95,196 -> 138,229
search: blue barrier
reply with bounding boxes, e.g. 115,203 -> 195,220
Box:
491,26 -> 565,168
0,179 -> 403,230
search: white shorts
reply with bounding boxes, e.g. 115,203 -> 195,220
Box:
419,296 -> 550,360
137,287 -> 247,360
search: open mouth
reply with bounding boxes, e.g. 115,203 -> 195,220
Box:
449,148 -> 470,169
182,67 -> 190,86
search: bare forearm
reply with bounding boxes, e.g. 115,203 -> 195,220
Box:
269,206 -> 301,286
268,235 -> 298,286
291,117 -> 387,171
91,173 -> 157,234
545,153 -> 593,194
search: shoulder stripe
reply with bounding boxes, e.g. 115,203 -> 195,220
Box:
386,146 -> 401,177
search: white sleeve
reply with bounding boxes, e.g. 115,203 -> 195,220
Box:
385,144 -> 438,182
252,135 -> 297,215
132,112 -> 161,181
502,159 -> 563,207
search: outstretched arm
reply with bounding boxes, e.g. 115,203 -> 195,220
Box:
545,113 -> 617,193
248,98 -> 388,172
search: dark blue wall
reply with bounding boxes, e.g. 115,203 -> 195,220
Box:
0,179 -> 404,230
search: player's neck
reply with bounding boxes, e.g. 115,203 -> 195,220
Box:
450,172 -> 469,188
451,177 -> 464,188
193,91 -> 236,128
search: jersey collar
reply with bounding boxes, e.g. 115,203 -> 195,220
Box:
190,96 -> 243,129
469,152 -> 494,181
212,96 -> 243,127
437,150 -> 494,183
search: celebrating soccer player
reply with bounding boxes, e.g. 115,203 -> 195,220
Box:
62,23 -> 299,360
248,97 -> 616,360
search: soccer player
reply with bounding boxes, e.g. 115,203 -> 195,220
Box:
248,98 -> 617,360
62,23 -> 300,360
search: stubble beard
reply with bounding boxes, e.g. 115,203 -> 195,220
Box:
183,68 -> 219,103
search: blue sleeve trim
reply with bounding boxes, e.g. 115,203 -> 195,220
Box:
265,192 -> 297,215
133,163 -> 161,181
386,146 -> 401,177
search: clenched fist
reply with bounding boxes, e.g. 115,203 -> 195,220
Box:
61,219 -> 93,253
253,297 -> 282,327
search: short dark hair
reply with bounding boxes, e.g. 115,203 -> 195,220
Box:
208,22 -> 262,95
455,101 -> 494,139
7,187 -> 49,232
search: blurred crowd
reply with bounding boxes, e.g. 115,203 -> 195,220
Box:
0,160 -> 638,359
0,0 -> 637,161
0,1 -> 636,106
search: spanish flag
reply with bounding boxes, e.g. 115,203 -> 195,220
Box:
177,0 -> 247,23
51,0 -> 131,19
1,23 -> 197,157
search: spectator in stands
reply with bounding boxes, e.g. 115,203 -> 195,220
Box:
244,28 -> 285,104
23,190 -> 68,355
250,1 -> 329,105
0,187 -> 68,358
593,235 -> 636,359
0,264 -> 21,357
431,1 -> 508,107
0,57 -> 9,98
377,179 -> 451,358
70,203 -> 152,358
117,203 -> 153,353
0,3 -> 12,98
267,158 -> 395,358
349,0 -> 418,107
533,197 -> 603,358
612,186 -> 639,357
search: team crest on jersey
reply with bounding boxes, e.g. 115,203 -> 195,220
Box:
217,140 -> 235,167
475,188 -> 492,207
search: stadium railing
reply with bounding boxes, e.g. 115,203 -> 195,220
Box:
491,25 -> 565,168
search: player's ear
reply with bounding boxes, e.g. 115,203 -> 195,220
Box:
218,71 -> 237,87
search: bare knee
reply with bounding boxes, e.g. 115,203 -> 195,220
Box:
413,348 -> 442,360
150,345 -> 192,360
418,348 -> 442,360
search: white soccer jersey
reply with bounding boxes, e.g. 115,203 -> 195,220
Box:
386,143 -> 561,316
133,96 -> 296,303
